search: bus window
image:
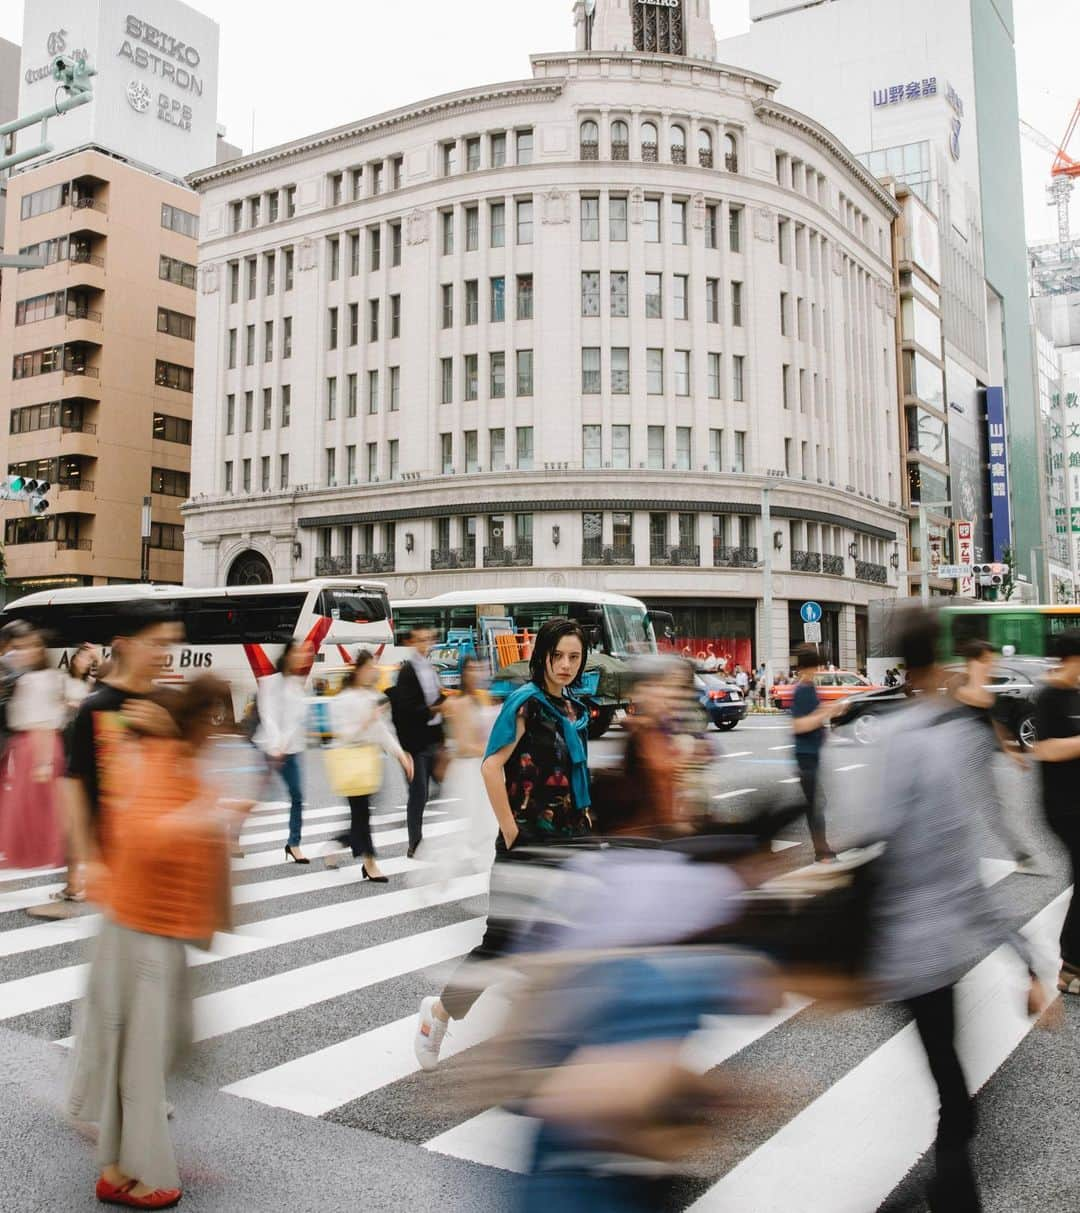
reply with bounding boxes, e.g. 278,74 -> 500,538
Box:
604,605 -> 653,657
317,589 -> 389,626
1044,612 -> 1080,654
948,611 -> 990,651
7,603 -> 129,648
181,592 -> 307,644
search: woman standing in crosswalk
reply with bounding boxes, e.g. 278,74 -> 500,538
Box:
414,617 -> 592,1070
325,651 -> 412,880
68,676 -> 256,1210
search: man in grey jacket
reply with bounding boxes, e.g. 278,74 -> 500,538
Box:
868,608 -> 1049,1213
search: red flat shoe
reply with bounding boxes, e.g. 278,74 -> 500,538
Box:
96,1177 -> 182,1208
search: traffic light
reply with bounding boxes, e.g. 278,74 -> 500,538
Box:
972,563 -> 1009,587
52,55 -> 94,95
0,475 -> 51,514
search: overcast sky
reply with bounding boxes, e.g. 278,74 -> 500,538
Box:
0,0 -> 1072,243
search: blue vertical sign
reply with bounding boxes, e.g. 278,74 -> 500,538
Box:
985,386 -> 1011,561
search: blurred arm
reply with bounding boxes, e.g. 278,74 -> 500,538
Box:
481,711 -> 526,848
1033,736 -> 1080,762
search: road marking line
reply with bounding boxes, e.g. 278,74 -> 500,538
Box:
778,777 -> 801,784
770,840 -> 801,852
721,751 -> 753,759
833,764 -> 866,772
712,788 -> 756,800
0,871 -> 490,1019
221,984 -> 511,1115
769,744 -> 795,751
686,891 -> 1068,1213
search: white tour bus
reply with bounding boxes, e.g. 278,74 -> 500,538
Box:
1,579 -> 393,716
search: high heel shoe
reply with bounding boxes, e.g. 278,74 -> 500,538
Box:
285,846 -> 310,864
362,864 -> 388,883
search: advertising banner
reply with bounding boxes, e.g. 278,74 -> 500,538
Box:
984,386 -> 1011,561
954,520 -> 975,597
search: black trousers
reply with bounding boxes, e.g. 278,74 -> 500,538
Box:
406,745 -> 436,851
905,985 -> 981,1213
795,752 -> 832,858
1046,804 -> 1080,969
335,794 -> 375,858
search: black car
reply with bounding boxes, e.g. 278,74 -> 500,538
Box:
829,658 -> 1053,749
695,673 -> 749,730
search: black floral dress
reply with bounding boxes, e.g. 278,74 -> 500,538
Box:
504,695 -> 591,844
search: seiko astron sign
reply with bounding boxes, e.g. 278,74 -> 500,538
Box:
16,0 -> 219,179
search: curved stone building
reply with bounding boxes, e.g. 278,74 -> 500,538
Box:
185,0 -> 905,667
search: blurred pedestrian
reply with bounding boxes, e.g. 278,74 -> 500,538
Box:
254,637 -> 314,863
64,642 -> 100,718
0,627 -> 66,871
951,640 -> 1037,870
324,651 -> 412,880
390,626 -> 445,859
68,675 -> 256,1210
414,617 -> 592,1070
790,645 -> 841,862
1032,629 -> 1080,995
734,664 -> 749,694
869,609 -> 1049,1213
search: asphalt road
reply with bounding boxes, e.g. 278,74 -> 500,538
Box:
0,712 -> 1075,1212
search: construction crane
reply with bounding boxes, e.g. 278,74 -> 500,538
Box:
1020,117 -> 1074,249
1052,100 -> 1080,249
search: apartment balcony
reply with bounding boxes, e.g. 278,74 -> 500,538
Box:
314,556 -> 351,576
431,546 -> 476,570
650,544 -> 700,567
483,542 -> 533,568
822,554 -> 845,576
713,544 -> 758,568
582,540 -> 635,566
69,198 -> 109,237
791,550 -> 822,573
355,552 -> 395,575
55,482 -> 96,512
856,560 -> 889,585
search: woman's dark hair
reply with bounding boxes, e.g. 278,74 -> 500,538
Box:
458,654 -> 483,698
277,636 -> 306,674
795,644 -> 819,671
154,675 -> 232,742
958,639 -> 995,661
344,649 -> 376,688
895,607 -> 940,673
1051,629 -> 1080,660
528,617 -> 588,689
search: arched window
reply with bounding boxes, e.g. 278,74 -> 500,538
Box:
580,119 -> 599,161
227,549 -> 274,586
724,133 -> 739,173
611,119 -> 630,161
641,121 -> 658,163
698,128 -> 713,168
670,124 -> 686,164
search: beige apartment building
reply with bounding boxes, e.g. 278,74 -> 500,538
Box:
0,149 -> 199,590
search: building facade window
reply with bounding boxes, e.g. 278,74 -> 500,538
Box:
582,347 -> 601,393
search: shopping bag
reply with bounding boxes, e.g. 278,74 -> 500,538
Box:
324,744 -> 383,796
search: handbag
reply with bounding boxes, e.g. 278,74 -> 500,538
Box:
324,743 -> 383,796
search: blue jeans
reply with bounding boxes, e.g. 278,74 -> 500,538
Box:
274,752 -> 305,847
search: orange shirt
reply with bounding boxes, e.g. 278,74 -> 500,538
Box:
101,737 -> 231,943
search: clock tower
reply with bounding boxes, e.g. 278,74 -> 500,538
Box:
574,0 -> 717,61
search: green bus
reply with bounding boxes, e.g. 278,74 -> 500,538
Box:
939,604 -> 1080,658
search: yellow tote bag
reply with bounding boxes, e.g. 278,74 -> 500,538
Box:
324,744 -> 383,797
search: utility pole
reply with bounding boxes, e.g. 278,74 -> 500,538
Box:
918,499 -> 952,606
140,496 -> 152,583
761,484 -> 773,691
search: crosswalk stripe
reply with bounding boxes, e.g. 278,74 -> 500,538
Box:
0,865 -> 65,886
721,751 -> 753,759
221,984 -> 511,1115
0,871 -> 490,1019
686,891 -> 1068,1212
712,788 -> 756,800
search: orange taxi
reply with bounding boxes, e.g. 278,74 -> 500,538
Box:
770,669 -> 879,711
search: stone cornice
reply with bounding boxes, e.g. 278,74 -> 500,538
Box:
187,80 -> 565,188
751,98 -> 900,218
529,49 -> 781,97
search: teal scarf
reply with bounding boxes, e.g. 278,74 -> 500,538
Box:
485,682 -> 591,810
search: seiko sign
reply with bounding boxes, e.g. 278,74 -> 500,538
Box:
639,0 -> 681,7
116,13 -> 204,96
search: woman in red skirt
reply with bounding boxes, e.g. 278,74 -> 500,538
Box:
0,627 -> 66,870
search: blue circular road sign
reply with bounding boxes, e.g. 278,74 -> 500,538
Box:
800,601 -> 823,624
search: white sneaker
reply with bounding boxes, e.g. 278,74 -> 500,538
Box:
414,996 -> 448,1071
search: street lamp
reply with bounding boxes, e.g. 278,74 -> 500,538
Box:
918,499 -> 951,607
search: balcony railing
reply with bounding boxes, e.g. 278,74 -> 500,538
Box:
71,197 -> 106,213
69,249 -> 104,268
650,544 -> 700,567
581,142 -> 599,161
61,420 -> 97,435
713,544 -> 758,568
791,550 -> 822,573
57,538 -> 92,551
856,559 -> 889,584
66,305 -> 102,324
58,480 -> 94,493
63,364 -> 99,380
483,543 -> 533,568
822,554 -> 845,576
431,546 -> 476,570
355,552 -> 395,574
699,149 -> 713,168
642,142 -> 658,163
611,142 -> 629,161
671,145 -> 687,164
725,153 -> 738,172
314,556 -> 352,576
582,541 -> 635,566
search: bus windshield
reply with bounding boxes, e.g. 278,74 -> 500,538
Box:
318,589 -> 389,625
604,604 -> 655,658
